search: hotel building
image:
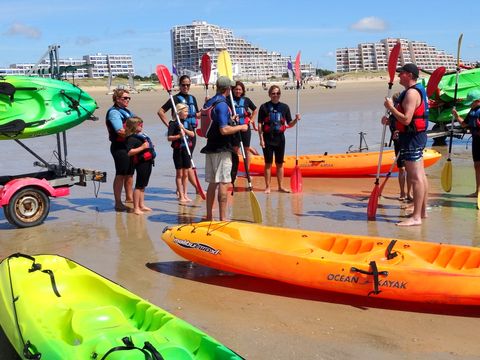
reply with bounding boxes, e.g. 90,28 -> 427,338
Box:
336,38 -> 460,73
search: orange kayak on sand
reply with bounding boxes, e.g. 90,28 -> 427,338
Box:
162,221 -> 480,306
238,148 -> 442,177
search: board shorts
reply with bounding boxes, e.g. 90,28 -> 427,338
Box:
472,136 -> 480,162
205,152 -> 232,184
400,147 -> 424,162
173,148 -> 192,170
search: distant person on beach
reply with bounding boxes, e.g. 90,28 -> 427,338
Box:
200,76 -> 248,221
385,92 -> 412,202
125,116 -> 156,215
157,75 -> 201,194
106,89 -> 134,211
232,81 -> 258,173
383,63 -> 429,226
452,89 -> 480,197
258,85 -> 300,194
168,103 -> 195,204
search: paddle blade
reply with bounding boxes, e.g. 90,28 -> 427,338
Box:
367,184 -> 380,220
217,50 -> 233,79
193,168 -> 206,200
294,51 -> 301,82
477,192 -> 480,210
441,159 -> 452,192
201,53 -> 211,85
388,41 -> 401,83
155,65 -> 172,92
249,191 -> 263,224
426,66 -> 446,97
290,165 -> 303,193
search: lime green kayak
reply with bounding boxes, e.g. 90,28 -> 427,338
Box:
0,76 -> 97,140
0,253 -> 243,360
420,68 -> 480,123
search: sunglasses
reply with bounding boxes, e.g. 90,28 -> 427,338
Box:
181,83 -> 191,87
270,92 -> 281,95
120,97 -> 131,100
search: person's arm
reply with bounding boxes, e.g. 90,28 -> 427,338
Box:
127,138 -> 148,156
385,90 -> 419,126
157,100 -> 172,128
285,104 -> 301,128
108,109 -> 126,138
216,102 -> 248,135
452,108 -> 468,128
257,104 -> 266,148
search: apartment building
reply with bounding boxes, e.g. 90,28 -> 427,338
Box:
336,38 -> 458,73
171,21 -> 308,81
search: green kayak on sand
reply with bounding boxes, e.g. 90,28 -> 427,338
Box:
420,67 -> 480,123
0,253 -> 243,360
0,76 -> 97,140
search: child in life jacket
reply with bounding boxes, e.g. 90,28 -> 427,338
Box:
167,103 -> 195,203
125,116 -> 156,215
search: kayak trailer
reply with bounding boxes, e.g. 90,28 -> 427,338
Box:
0,122 -> 106,228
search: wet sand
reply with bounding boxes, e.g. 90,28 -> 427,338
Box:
1,80 -> 480,359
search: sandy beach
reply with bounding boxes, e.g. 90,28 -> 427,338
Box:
1,79 -> 480,359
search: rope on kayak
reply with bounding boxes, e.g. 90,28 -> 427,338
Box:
60,89 -> 95,119
350,261 -> 389,296
96,336 -> 164,360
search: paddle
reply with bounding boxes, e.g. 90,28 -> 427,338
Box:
290,51 -> 303,193
217,50 -> 263,224
155,64 -> 206,200
201,53 -> 211,98
367,40 -> 401,220
441,34 -> 463,193
379,66 -> 446,197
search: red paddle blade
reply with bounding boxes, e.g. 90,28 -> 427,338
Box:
388,41 -> 401,84
294,51 -> 301,82
201,53 -> 211,85
290,166 -> 303,193
155,65 -> 172,92
193,169 -> 206,200
367,184 -> 380,220
426,66 -> 446,97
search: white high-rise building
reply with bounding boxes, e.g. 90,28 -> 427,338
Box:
171,21 -> 301,81
336,38 -> 458,73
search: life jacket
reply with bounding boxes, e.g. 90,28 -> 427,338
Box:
106,106 -> 133,142
466,106 -> 480,135
199,98 -> 227,138
131,133 -> 156,164
395,84 -> 428,133
233,97 -> 250,125
202,96 -> 234,152
171,120 -> 193,149
177,94 -> 197,129
263,103 -> 287,134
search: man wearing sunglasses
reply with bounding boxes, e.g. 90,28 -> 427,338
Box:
106,89 -> 135,211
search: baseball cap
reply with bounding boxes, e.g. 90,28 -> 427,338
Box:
464,89 -> 480,106
396,63 -> 419,78
216,76 -> 235,90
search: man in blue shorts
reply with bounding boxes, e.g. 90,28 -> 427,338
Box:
383,63 -> 428,226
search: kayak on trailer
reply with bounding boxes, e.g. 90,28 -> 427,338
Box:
238,148 -> 441,177
419,67 -> 480,123
0,76 -> 97,140
0,253 -> 242,360
162,221 -> 480,306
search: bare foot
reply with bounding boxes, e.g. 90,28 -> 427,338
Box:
140,206 -> 152,212
115,204 -> 128,212
179,198 -> 190,205
264,187 -> 271,194
133,209 -> 144,215
467,192 -> 478,198
125,199 -> 133,203
396,217 -> 422,226
184,196 -> 193,202
279,188 -> 291,193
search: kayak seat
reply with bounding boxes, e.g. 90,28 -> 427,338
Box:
324,237 -> 375,255
130,301 -> 172,332
0,82 -> 15,101
71,306 -> 130,339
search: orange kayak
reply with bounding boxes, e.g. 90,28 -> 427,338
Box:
162,221 -> 480,305
238,148 -> 442,177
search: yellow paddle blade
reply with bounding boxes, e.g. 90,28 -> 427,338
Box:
441,160 -> 452,192
477,192 -> 480,210
217,50 -> 232,79
249,191 -> 263,224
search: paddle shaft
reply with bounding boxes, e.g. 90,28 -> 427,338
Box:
447,34 -> 463,159
374,84 -> 394,183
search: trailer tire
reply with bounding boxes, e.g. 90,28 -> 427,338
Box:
6,187 -> 50,228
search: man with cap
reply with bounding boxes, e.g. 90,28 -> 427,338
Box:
453,89 -> 480,197
200,76 -> 248,221
383,63 -> 429,226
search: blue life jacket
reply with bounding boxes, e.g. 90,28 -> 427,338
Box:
234,97 -> 248,125
263,103 -> 286,133
131,133 -> 156,163
177,94 -> 197,130
105,106 -> 133,142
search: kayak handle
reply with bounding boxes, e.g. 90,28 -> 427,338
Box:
351,261 -> 389,296
23,340 -> 41,360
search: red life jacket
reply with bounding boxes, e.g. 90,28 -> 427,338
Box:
263,103 -> 286,134
395,84 -> 428,133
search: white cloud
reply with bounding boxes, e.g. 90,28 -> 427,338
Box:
350,17 -> 387,32
5,22 -> 41,39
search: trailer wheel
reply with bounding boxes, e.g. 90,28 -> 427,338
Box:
6,187 -> 50,228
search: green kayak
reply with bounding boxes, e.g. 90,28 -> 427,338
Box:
420,68 -> 480,123
0,253 -> 243,360
0,76 -> 97,140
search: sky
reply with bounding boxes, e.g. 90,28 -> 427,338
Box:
1,0 -> 479,76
